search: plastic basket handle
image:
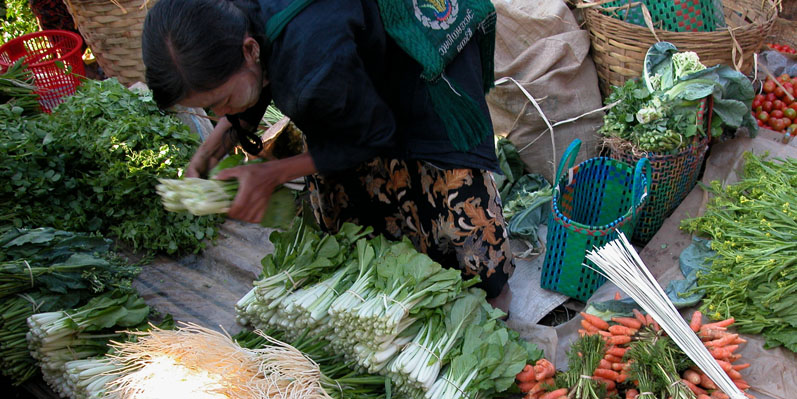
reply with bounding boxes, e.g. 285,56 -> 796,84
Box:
632,157 -> 652,209
555,139 -> 582,185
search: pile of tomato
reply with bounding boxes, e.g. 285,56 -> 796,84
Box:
766,43 -> 797,55
752,74 -> 797,134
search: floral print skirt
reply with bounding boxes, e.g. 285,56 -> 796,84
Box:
306,156 -> 514,298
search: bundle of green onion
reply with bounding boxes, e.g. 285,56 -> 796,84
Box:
235,218 -> 543,398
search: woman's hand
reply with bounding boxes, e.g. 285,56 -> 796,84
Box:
213,152 -> 317,223
185,117 -> 237,178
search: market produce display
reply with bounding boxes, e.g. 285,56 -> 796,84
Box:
516,310 -> 752,399
681,152 -> 797,352
600,43 -> 757,153
0,78 -> 223,254
0,59 -> 40,115
751,74 -> 797,135
0,227 -> 140,385
765,43 -> 797,55
235,218 -> 542,399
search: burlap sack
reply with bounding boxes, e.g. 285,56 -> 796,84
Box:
487,0 -> 604,183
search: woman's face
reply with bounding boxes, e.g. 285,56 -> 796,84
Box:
180,37 -> 267,116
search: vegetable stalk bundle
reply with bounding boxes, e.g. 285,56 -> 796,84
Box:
26,289 -> 150,398
105,322 -> 336,399
155,153 -> 297,229
0,227 -> 140,385
236,218 -> 542,399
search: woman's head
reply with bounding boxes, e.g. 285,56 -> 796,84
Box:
142,0 -> 266,112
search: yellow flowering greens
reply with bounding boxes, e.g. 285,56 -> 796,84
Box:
681,152 -> 797,351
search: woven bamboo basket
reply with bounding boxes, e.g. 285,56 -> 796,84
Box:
581,0 -> 778,94
64,0 -> 155,86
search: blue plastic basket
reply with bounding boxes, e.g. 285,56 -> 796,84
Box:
540,139 -> 651,302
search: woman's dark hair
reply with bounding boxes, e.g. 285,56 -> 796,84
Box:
143,0 -> 266,154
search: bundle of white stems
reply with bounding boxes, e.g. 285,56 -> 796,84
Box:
104,322 -> 330,399
585,232 -> 746,399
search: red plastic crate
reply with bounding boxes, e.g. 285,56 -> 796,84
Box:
0,30 -> 85,112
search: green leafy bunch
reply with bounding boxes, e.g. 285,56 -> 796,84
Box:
600,42 -> 757,154
681,152 -> 797,351
0,78 -> 223,254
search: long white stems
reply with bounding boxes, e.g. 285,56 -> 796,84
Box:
585,232 -> 745,399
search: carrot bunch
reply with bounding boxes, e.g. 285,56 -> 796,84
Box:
682,311 -> 753,399
515,358 -> 564,399
576,311 -> 643,396
576,309 -> 755,399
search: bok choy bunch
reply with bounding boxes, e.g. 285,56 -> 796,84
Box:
156,153 -> 297,229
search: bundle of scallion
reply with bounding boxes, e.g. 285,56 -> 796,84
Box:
234,328 -> 389,399
246,221 -> 370,337
426,313 -> 534,399
155,153 -> 297,229
104,322 -> 368,399
235,218 -> 543,398
0,227 -> 140,386
63,356 -> 124,399
26,290 -> 150,397
386,290 -> 485,396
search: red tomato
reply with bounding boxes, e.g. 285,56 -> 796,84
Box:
757,119 -> 765,127
772,109 -> 784,119
758,111 -> 770,122
767,92 -> 777,102
775,87 -> 786,98
771,119 -> 785,132
774,100 -> 786,111
763,101 -> 773,112
789,103 -> 797,112
783,117 -> 793,127
764,80 -> 777,93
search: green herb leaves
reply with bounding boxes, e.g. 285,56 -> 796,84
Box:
0,79 -> 223,254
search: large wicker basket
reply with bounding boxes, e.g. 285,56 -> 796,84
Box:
64,0 -> 154,86
582,0 -> 778,94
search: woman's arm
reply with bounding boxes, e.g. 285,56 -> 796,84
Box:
185,116 -> 238,178
213,151 -> 317,223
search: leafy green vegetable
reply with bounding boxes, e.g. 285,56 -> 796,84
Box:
625,338 -> 693,399
0,227 -> 141,385
601,42 -> 757,154
681,152 -> 797,352
555,334 -> 606,399
0,59 -> 40,115
159,153 -> 298,229
0,79 -> 223,254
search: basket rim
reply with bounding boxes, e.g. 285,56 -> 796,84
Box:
551,156 -> 648,235
581,0 -> 779,36
0,30 -> 84,69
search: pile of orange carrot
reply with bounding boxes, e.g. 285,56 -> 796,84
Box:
516,308 -> 755,399
515,358 -> 563,399
683,310 -> 752,399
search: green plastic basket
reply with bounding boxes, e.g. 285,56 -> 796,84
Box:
540,139 -> 651,302
610,135 -> 709,244
600,0 -> 725,32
